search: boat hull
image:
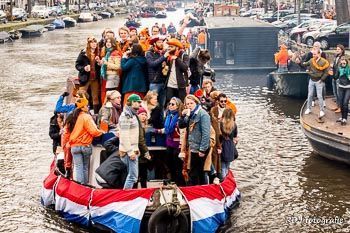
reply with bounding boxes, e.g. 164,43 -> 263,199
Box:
63,20 -> 76,27
267,71 -> 309,98
300,98 -> 350,165
19,31 -> 43,37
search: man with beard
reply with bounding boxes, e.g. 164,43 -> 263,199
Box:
189,48 -> 211,94
165,38 -> 189,103
146,36 -> 169,109
119,94 -> 142,189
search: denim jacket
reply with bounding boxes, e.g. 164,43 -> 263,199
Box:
179,106 -> 210,153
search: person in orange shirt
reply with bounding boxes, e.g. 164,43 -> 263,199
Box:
274,44 -> 289,73
68,96 -> 104,184
197,29 -> 206,49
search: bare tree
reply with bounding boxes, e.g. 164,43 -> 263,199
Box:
335,0 -> 350,25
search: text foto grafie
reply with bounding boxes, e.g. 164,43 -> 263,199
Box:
286,215 -> 345,225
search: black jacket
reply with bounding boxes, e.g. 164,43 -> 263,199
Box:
49,114 -> 61,152
149,105 -> 164,129
75,49 -> 101,86
146,47 -> 167,84
165,51 -> 189,88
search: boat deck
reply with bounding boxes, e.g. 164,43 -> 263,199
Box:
301,97 -> 350,139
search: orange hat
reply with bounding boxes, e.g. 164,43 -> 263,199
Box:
167,38 -> 183,49
76,95 -> 89,109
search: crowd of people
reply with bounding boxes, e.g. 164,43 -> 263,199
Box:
274,42 -> 350,125
49,20 -> 239,189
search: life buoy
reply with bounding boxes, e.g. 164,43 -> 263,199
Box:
148,204 -> 189,233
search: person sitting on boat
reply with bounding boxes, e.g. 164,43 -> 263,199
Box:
97,90 -> 122,134
68,96 -> 104,185
121,44 -> 148,105
164,38 -> 189,103
303,49 -> 330,118
167,22 -> 177,34
164,97 -> 186,186
136,107 -> 151,188
179,95 -> 211,185
141,91 -> 164,131
75,36 -> 102,114
335,56 -> 350,126
188,47 -> 211,94
274,44 -> 289,73
119,94 -> 143,189
146,35 -> 169,109
100,37 -> 121,101
329,44 -> 345,113
219,108 -> 238,178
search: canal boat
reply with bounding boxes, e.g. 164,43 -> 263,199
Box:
8,30 -> 22,40
63,17 -> 77,27
98,11 -> 112,19
18,25 -> 45,37
41,152 -> 240,233
0,31 -> 11,43
78,12 -> 94,22
166,6 -> 177,12
300,97 -> 350,165
125,19 -> 141,28
52,18 -> 65,29
44,24 -> 56,31
155,11 -> 167,18
267,71 -> 309,98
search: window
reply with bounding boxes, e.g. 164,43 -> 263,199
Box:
226,42 -> 235,64
214,41 -> 224,59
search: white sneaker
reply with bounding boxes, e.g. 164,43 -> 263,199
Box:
305,109 -> 311,115
319,110 -> 325,118
323,101 -> 326,108
312,101 -> 315,107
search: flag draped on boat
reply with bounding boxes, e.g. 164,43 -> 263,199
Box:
179,171 -> 240,233
41,161 -> 58,206
90,188 -> 155,233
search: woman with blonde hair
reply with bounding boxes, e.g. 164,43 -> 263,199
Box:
97,90 -> 122,133
75,36 -> 102,114
141,91 -> 164,130
219,108 -> 238,178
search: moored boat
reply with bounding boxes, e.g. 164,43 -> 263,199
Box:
0,31 -> 11,43
98,11 -> 111,19
78,12 -> 94,22
8,30 -> 22,40
125,19 -> 141,28
300,97 -> 350,165
18,24 -> 45,37
166,6 -> 177,11
44,23 -> 56,31
267,71 -> 309,98
52,18 -> 65,29
63,17 -> 77,27
155,11 -> 167,18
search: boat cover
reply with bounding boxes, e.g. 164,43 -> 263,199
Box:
41,160 -> 239,233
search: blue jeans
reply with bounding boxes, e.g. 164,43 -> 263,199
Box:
121,154 -> 139,189
190,84 -> 199,95
221,161 -> 231,178
149,83 -> 166,109
71,145 -> 92,185
338,87 -> 350,120
332,78 -> 339,105
307,79 -> 325,111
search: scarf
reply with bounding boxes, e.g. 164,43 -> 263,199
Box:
101,48 -> 112,80
338,65 -> 350,79
189,105 -> 200,119
164,110 -> 179,136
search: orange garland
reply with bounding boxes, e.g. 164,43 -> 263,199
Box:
311,57 -> 329,71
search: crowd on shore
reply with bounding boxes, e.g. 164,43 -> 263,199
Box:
274,41 -> 350,125
49,20 -> 238,189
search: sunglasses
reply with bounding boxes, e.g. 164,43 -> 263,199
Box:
169,102 -> 176,106
220,100 -> 227,103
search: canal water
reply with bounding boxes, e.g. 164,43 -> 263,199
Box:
0,11 -> 349,233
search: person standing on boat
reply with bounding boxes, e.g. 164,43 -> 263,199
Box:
68,96 -> 104,185
98,28 -> 115,49
49,112 -> 64,154
100,37 -> 121,101
119,94 -> 142,189
179,95 -> 210,185
167,22 -> 177,34
197,29 -> 206,49
303,49 -> 330,118
151,25 -> 160,36
335,56 -> 350,126
164,38 -> 189,103
219,109 -> 238,178
75,36 -> 102,114
274,44 -> 289,73
146,36 -> 169,109
118,27 -> 131,54
329,44 -> 345,113
189,48 -> 211,94
121,44 -> 148,105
